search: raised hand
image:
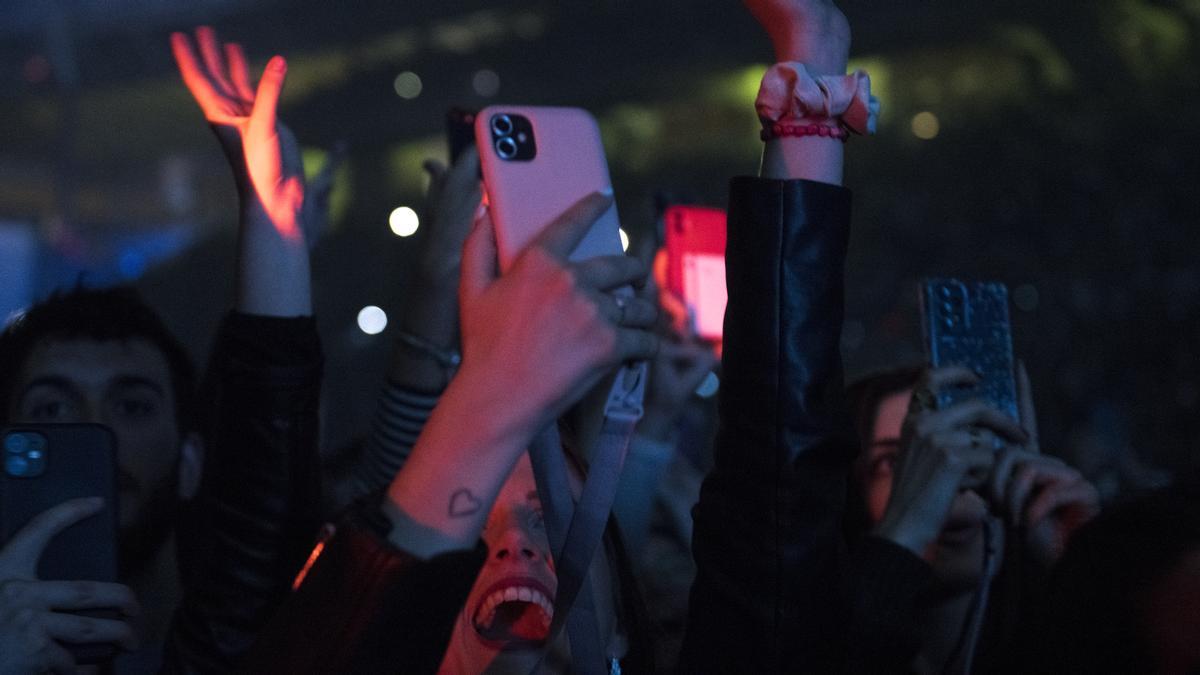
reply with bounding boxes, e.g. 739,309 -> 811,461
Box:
874,367 -> 1029,556
416,148 -> 483,286
381,194 -> 659,557
743,0 -> 850,73
457,193 -> 659,431
0,499 -> 140,674
988,363 -> 1100,566
171,26 -> 303,240
636,248 -> 719,442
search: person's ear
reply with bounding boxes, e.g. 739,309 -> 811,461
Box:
177,432 -> 205,500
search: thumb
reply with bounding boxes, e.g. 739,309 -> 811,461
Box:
0,497 -> 103,577
248,55 -> 287,141
459,204 -> 498,309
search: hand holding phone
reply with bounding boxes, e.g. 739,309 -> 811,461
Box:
0,498 -> 139,672
1,424 -> 128,664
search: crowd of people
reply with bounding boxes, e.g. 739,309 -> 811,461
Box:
1,0 -> 1196,673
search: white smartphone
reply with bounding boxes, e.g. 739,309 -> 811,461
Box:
474,105 -> 624,270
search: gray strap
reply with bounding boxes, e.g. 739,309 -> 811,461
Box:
528,362 -> 645,674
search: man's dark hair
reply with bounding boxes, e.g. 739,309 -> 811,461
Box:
0,285 -> 198,435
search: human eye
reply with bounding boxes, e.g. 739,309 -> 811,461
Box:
26,397 -> 78,421
111,394 -> 159,420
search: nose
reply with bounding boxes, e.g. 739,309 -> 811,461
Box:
491,526 -> 542,563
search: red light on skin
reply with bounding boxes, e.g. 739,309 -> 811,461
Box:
292,523 -> 336,590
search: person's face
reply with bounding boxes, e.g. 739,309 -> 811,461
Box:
863,387 -> 990,591
9,338 -> 183,534
441,454 -> 568,674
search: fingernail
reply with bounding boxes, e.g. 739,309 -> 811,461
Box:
270,56 -> 287,72
598,186 -> 614,198
474,202 -> 488,221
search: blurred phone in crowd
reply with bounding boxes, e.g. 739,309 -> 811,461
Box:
474,105 -> 623,269
663,205 -> 727,344
0,424 -> 120,663
920,279 -> 1020,422
445,107 -> 478,165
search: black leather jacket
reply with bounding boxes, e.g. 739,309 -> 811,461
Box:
679,176 -> 855,673
161,312 -> 323,674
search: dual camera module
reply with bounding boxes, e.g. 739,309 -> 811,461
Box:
490,113 -> 537,161
4,430 -> 46,477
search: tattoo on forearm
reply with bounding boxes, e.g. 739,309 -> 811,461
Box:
448,488 -> 483,518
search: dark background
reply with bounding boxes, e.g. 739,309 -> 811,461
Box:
0,0 -> 1195,495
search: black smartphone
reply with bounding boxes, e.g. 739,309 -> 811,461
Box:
0,424 -> 120,664
919,279 -> 1020,422
446,107 -> 479,164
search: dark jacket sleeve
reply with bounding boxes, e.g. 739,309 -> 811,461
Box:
238,503 -> 486,674
162,312 -> 324,674
842,536 -> 934,673
679,176 -> 855,672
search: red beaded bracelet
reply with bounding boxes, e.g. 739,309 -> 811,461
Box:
760,121 -> 849,143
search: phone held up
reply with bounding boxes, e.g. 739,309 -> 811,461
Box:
663,205 -> 728,344
474,105 -> 624,270
919,278 -> 1020,423
0,423 -> 120,664
475,105 -> 645,419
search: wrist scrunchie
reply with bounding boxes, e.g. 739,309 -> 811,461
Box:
755,62 -> 881,135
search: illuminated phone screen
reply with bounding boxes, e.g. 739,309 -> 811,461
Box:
683,252 -> 727,341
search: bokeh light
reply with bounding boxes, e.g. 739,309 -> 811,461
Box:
389,206 -> 420,237
393,71 -> 422,99
472,69 -> 501,97
357,306 -> 388,335
911,111 -> 940,140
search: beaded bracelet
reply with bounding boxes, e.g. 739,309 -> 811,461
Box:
760,121 -> 849,143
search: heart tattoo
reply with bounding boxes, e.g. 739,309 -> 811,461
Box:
448,488 -> 483,518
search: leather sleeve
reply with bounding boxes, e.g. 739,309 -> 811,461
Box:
237,505 -> 486,674
842,536 -> 933,673
162,312 -> 323,674
680,177 -> 855,672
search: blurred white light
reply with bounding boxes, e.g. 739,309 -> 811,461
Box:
472,69 -> 501,97
389,207 -> 420,237
619,228 -> 630,252
393,71 -> 423,99
911,111 -> 940,140
357,306 -> 388,335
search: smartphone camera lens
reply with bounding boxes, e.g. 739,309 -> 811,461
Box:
5,454 -> 29,477
496,137 -> 518,159
4,433 -> 27,454
491,114 -> 514,137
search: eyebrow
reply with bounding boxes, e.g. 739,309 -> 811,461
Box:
18,376 -> 81,401
111,376 -> 167,397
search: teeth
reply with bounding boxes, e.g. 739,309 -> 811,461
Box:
474,585 -> 557,629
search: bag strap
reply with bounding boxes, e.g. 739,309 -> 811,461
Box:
529,361 -> 646,674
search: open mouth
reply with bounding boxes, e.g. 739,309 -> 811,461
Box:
472,579 -> 554,650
